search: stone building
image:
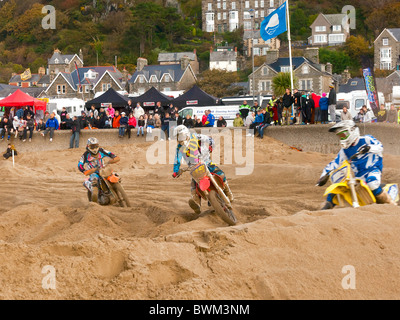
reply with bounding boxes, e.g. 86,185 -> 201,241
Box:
158,50 -> 200,75
309,13 -> 350,46
248,47 -> 335,96
374,28 -> 400,71
47,49 -> 84,82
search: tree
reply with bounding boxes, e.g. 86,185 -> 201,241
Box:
197,69 -> 240,97
272,72 -> 298,97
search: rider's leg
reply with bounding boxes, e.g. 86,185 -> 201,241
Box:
321,194 -> 336,210
366,170 -> 395,204
89,173 -> 100,203
188,179 -> 201,214
208,164 -> 234,202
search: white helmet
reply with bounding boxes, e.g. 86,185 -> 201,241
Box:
174,125 -> 190,146
329,120 -> 360,149
87,137 -> 100,155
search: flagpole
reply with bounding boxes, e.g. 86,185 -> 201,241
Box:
286,0 -> 294,118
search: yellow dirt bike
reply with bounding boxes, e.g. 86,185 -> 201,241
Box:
318,148 -> 399,208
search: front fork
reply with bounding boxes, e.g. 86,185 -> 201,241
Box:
348,174 -> 360,208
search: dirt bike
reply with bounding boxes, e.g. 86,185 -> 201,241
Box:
318,147 -> 399,208
178,162 -> 238,226
86,166 -> 131,207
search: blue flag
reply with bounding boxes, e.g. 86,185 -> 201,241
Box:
260,2 -> 287,41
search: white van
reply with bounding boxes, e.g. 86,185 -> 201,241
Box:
179,105 -> 240,127
336,90 -> 384,120
47,98 -> 86,117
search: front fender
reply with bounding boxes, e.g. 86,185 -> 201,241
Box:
323,182 -> 353,206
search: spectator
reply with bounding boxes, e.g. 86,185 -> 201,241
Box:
258,108 -> 272,139
253,101 -> 260,113
202,110 -> 208,126
41,112 -> 59,142
293,89 -> 302,124
16,107 -> 24,119
43,111 -> 51,124
183,114 -> 194,128
387,104 -> 398,123
87,111 -> 96,128
79,111 -> 88,129
377,104 -> 388,122
277,97 -> 284,125
90,105 -> 98,118
341,106 -> 352,121
146,114 -> 155,134
268,95 -> 278,119
282,88 -> 293,125
112,110 -> 121,128
119,112 -> 128,137
125,99 -> 134,116
204,109 -> 215,127
60,107 -> 68,129
154,101 -> 164,118
13,116 -> 25,139
53,111 -> 61,128
311,92 -> 321,124
328,84 -> 337,123
104,110 -> 111,128
194,118 -> 203,127
245,111 -> 255,127
134,102 -> 145,122
154,113 -> 162,129
137,115 -> 145,137
106,104 -> 115,121
127,113 -> 137,138
233,113 -> 244,127
24,106 -> 34,120
22,113 -> 35,142
62,113 -> 73,130
247,108 -> 264,137
3,143 -> 17,160
217,116 -> 227,128
355,105 -> 372,123
319,92 -> 329,124
0,117 -> 13,141
161,112 -> 171,140
8,107 -> 15,121
175,112 -> 183,126
70,115 -> 81,148
303,93 -> 314,125
35,118 -> 46,132
239,100 -> 251,119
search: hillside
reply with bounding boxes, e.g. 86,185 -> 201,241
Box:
0,0 -> 399,83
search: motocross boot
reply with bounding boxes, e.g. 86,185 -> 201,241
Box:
375,190 -> 396,205
321,201 -> 334,210
223,181 -> 234,202
188,190 -> 201,215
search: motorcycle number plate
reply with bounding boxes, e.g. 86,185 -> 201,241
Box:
191,164 -> 207,180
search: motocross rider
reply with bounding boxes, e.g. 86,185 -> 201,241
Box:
172,125 -> 234,214
78,137 -> 120,203
317,120 -> 395,209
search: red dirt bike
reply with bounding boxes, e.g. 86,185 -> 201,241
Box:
178,162 -> 238,226
86,166 -> 131,207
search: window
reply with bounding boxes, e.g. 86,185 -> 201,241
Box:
329,34 -> 345,43
300,79 -> 313,91
261,10 -> 265,17
217,2 -> 221,8
253,39 -> 259,45
223,1 -> 226,9
383,38 -> 389,46
355,99 -> 365,110
164,74 -> 171,82
269,0 -> 274,7
255,1 -> 259,8
253,47 -> 260,56
380,62 -> 392,70
259,80 -> 271,92
206,13 -> 215,32
244,11 -> 250,19
54,58 -> 59,64
218,24 -> 222,33
315,26 -> 326,32
230,11 -> 237,20
302,65 -> 310,74
245,1 -> 250,9
85,86 -> 89,93
244,21 -> 252,30
332,25 -> 341,32
314,34 -> 327,43
57,85 -> 66,94
255,11 -> 259,18
208,3 -> 212,10
232,2 -> 236,9
223,12 -> 227,20
150,75 -> 157,83
218,12 -> 221,20
138,75 -> 145,83
281,66 -> 291,72
380,48 -> 392,60
261,0 -> 265,7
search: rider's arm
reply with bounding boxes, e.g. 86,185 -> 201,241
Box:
364,135 -> 383,155
321,149 -> 347,178
107,156 -> 120,165
173,146 -> 182,173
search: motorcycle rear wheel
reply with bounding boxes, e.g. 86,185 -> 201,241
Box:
113,183 -> 131,207
208,190 -> 237,226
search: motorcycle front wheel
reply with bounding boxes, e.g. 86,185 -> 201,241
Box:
208,190 -> 237,226
113,183 -> 131,207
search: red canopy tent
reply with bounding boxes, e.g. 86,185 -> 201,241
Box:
0,89 -> 47,111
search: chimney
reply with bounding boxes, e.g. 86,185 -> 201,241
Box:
304,47 -> 319,65
265,49 -> 279,65
341,68 -> 351,84
181,56 -> 190,70
136,57 -> 148,72
38,67 -> 46,79
326,62 -> 333,74
122,67 -> 129,82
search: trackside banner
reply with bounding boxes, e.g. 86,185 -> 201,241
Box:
362,68 -> 379,117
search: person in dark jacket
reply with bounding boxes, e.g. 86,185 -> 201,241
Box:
183,114 -> 194,128
217,116 -> 227,127
60,107 -> 68,129
303,93 -> 314,125
62,113 -> 73,130
194,118 -> 203,127
174,112 -> 183,126
125,99 -> 134,117
23,106 -> 34,120
154,101 -> 164,118
161,112 -> 172,140
0,117 -> 14,141
328,84 -> 337,123
22,113 -> 35,142
70,116 -> 81,148
258,108 -> 272,139
3,143 -> 17,160
119,112 -> 129,137
79,111 -> 88,129
36,118 -> 46,132
282,88 -> 293,125
293,89 -> 302,124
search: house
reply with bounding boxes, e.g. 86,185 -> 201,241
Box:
374,28 -> 400,71
202,0 -> 283,33
209,47 -> 238,72
309,13 -> 350,46
47,48 -> 84,82
129,57 -> 197,95
43,66 -> 128,100
244,30 -> 280,58
248,47 -> 335,96
8,67 -> 48,88
158,50 -> 199,75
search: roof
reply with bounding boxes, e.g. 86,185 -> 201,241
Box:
48,51 -> 81,65
268,57 -> 325,73
210,51 -> 237,62
339,78 -> 366,93
387,28 -> 400,42
323,13 -> 346,26
129,64 -> 187,84
9,74 -> 41,83
0,86 -> 45,98
158,52 -> 196,62
172,85 -> 219,108
85,87 -> 129,109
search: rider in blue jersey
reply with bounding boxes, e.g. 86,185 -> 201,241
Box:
317,120 -> 395,209
78,137 -> 120,203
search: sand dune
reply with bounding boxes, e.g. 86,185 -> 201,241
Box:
1,135 -> 400,300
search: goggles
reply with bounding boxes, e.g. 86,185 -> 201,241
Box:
88,144 -> 99,151
336,129 -> 350,141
